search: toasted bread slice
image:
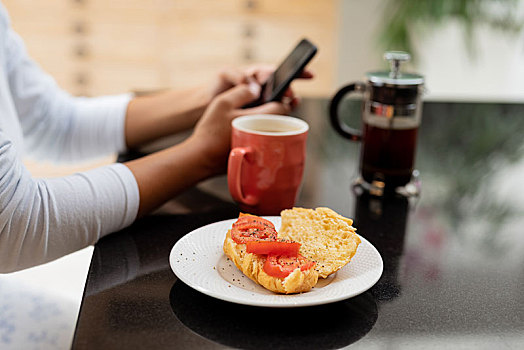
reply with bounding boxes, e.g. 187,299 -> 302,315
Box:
279,207 -> 360,278
223,230 -> 319,294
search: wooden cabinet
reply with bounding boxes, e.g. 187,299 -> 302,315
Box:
3,0 -> 338,97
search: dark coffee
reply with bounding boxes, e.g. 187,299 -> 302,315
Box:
360,123 -> 418,187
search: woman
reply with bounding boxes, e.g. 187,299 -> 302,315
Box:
0,2 -> 310,272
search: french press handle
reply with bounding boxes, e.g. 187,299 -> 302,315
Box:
329,82 -> 366,141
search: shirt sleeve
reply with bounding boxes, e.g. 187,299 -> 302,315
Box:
0,131 -> 139,273
4,20 -> 132,163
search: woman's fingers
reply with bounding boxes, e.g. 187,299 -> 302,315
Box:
212,83 -> 261,113
219,68 -> 249,86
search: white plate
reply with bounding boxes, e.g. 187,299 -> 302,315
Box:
169,217 -> 383,308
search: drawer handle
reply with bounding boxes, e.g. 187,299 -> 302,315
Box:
75,72 -> 89,86
243,47 -> 254,61
74,44 -> 89,58
245,0 -> 258,10
243,24 -> 255,38
73,21 -> 88,35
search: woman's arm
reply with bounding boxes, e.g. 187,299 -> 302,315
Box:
123,66 -> 290,149
126,82 -> 290,217
0,131 -> 139,273
124,86 -> 212,149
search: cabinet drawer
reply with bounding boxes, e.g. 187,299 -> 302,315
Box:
3,0 -> 72,20
84,21 -> 161,64
165,59 -> 244,88
246,0 -> 336,19
82,0 -> 159,20
165,0 -> 245,17
161,19 -> 243,63
83,62 -> 162,95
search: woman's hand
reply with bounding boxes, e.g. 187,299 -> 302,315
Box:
208,64 -> 314,110
190,81 -> 291,175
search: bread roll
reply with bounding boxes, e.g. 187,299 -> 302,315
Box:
223,207 -> 360,294
223,230 -> 319,294
279,207 -> 360,278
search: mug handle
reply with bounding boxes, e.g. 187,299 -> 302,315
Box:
227,147 -> 258,206
329,82 -> 366,141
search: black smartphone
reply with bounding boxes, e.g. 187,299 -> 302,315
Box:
244,38 -> 317,108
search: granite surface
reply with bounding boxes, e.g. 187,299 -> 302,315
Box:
73,99 -> 524,349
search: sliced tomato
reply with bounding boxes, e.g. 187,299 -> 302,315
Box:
232,214 -> 275,231
231,227 -> 277,244
230,214 -> 278,244
298,257 -> 316,272
245,241 -> 301,256
263,254 -> 316,279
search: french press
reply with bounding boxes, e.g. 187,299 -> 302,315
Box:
329,51 -> 425,194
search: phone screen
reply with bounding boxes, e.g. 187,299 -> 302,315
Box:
262,39 -> 317,102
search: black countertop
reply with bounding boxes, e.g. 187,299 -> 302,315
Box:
72,99 -> 524,349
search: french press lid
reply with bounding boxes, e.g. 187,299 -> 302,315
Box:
367,51 -> 424,86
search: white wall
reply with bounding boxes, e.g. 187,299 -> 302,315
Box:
338,0 -> 524,102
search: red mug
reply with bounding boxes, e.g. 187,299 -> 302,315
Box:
227,115 -> 309,215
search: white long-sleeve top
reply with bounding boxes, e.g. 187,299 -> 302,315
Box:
0,3 -> 139,272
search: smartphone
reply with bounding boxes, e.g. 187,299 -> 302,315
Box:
244,38 -> 317,108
